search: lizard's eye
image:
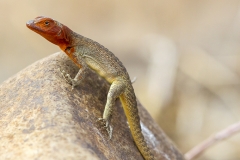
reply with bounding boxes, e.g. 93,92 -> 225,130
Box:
44,21 -> 50,26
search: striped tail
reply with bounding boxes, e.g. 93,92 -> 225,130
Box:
119,83 -> 154,160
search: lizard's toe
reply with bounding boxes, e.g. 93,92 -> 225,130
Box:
97,118 -> 112,139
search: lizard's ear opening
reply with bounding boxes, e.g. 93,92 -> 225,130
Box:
62,25 -> 71,42
61,26 -> 70,42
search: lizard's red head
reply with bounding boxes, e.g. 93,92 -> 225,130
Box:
26,16 -> 72,50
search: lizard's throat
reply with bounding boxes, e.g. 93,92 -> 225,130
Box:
45,36 -> 70,51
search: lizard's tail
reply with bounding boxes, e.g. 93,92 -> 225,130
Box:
119,84 -> 154,160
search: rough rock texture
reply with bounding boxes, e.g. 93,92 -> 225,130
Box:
0,52 -> 184,160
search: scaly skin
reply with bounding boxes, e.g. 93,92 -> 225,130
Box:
26,16 -> 154,160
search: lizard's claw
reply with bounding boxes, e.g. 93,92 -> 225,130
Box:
59,68 -> 71,84
97,118 -> 113,139
97,118 -> 107,126
59,68 -> 78,90
108,125 -> 113,140
65,74 -> 78,90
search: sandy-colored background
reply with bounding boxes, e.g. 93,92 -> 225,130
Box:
1,1 -> 240,159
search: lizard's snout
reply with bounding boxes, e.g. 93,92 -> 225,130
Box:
26,20 -> 34,27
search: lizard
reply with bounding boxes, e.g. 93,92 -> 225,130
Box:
26,16 -> 154,160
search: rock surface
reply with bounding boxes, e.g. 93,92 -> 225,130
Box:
0,52 -> 184,160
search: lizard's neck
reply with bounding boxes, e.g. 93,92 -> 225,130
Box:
59,29 -> 85,50
57,25 -> 75,51
60,30 -> 84,68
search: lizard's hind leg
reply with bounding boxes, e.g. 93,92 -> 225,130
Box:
99,79 -> 126,139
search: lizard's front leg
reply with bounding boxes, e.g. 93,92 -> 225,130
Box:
61,67 -> 86,90
99,79 -> 126,139
60,54 -> 88,90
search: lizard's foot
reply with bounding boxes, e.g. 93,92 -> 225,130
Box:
59,68 -> 78,90
98,118 -> 113,139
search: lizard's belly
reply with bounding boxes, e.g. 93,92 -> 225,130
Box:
84,57 -> 116,83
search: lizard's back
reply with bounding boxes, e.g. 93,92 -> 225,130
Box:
74,33 -> 130,83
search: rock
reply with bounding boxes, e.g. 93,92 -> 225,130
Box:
0,52 -> 184,160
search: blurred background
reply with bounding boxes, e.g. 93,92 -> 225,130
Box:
1,0 -> 240,159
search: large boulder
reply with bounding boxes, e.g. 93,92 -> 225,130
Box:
0,52 -> 184,160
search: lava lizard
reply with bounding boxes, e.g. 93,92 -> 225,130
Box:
26,16 -> 154,160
